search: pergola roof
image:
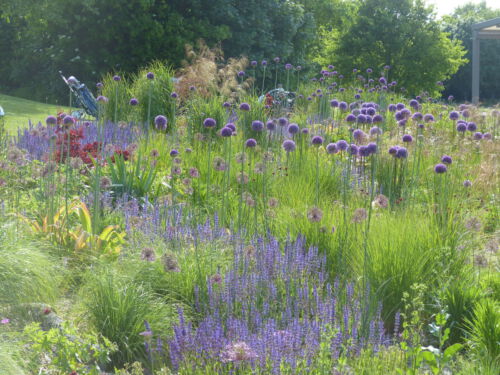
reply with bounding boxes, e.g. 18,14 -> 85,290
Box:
472,17 -> 500,39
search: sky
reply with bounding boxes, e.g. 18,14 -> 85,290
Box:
427,0 -> 500,17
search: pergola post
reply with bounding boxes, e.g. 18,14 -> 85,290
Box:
471,31 -> 480,105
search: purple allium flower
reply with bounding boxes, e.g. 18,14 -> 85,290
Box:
388,104 -> 397,112
483,132 -> 492,140
170,149 -> 179,157
326,143 -> 338,154
440,155 -> 452,165
287,123 -> 299,134
330,99 -> 339,107
171,92 -> 178,99
222,102 -> 231,108
370,126 -> 382,136
96,82 -> 103,88
155,115 -> 168,129
296,65 -> 302,70
354,94 -> 361,99
146,72 -> 155,80
402,134 -> 413,143
396,103 -> 405,111
274,57 -> 280,63
285,63 -> 293,70
367,107 -> 376,116
225,123 -> 236,132
409,99 -> 419,108
359,145 -> 370,157
346,114 -> 357,123
366,68 -> 373,74
97,95 -> 109,103
353,129 -> 366,143
301,128 -> 309,134
379,77 -> 387,85
245,138 -> 257,148
389,146 -> 399,156
412,112 -> 423,121
462,109 -> 470,118
339,101 -> 348,111
473,132 -> 483,140
367,142 -> 377,154
349,144 -> 359,155
189,85 -> 196,91
130,98 -> 139,106
251,120 -> 264,132
203,118 -> 216,128
113,75 -> 121,81
237,71 -> 245,77
418,123 -> 425,129
396,147 -> 408,159
463,180 -> 472,187
434,163 -> 447,174
282,139 -> 296,152
456,122 -> 467,132
467,122 -> 477,132
328,64 -> 334,70
448,95 -> 454,101
311,135 -> 324,145
261,60 -> 268,66
63,115 -> 75,126
189,168 -> 199,178
372,114 -> 383,123
251,60 -> 258,67
423,114 -> 435,122
449,111 -> 459,120
46,115 -> 57,125
266,120 -> 276,131
337,140 -> 348,151
221,127 -> 233,137
239,102 -> 250,111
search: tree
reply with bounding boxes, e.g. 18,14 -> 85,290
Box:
314,0 -> 466,96
441,2 -> 500,102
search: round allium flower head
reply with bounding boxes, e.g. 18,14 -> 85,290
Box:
311,135 -> 324,146
261,60 -> 268,66
467,122 -> 477,132
96,82 -> 103,88
388,104 -> 397,112
367,107 -> 376,116
129,98 -> 139,106
330,99 -> 339,107
307,207 -> 323,223
189,167 -> 199,178
155,115 -> 168,129
146,72 -> 155,80
63,115 -> 75,126
274,57 -> 280,63
483,132 -> 492,140
339,101 -> 348,111
171,92 -> 178,99
285,63 -> 293,70
396,103 -> 405,111
237,71 -> 245,77
353,129 -> 366,142
412,112 -> 423,121
250,60 -> 258,67
359,145 -> 370,157
434,163 -> 447,174
449,111 -> 459,121
251,120 -> 264,132
287,123 -> 299,134
379,77 -> 387,85
326,143 -> 338,154
367,142 -> 377,154
366,68 -> 373,74
97,95 -> 109,103
372,114 -> 383,123
266,120 -> 276,131
220,127 -> 233,137
245,138 -> 257,148
473,132 -> 483,140
349,144 -> 358,155
448,95 -> 454,101
296,65 -> 302,71
337,140 -> 348,151
189,85 -> 196,91
396,147 -> 408,159
456,122 -> 467,132
423,114 -> 435,122
239,102 -> 250,111
418,123 -> 425,129
225,123 -> 236,132
282,139 -> 296,152
370,126 -> 382,136
402,134 -> 413,143
346,114 -> 357,123
46,115 -> 57,125
389,146 -> 399,156
113,75 -> 121,81
203,117 -> 216,128
409,99 -> 419,108
354,94 -> 361,99
169,149 -> 179,157
463,179 -> 472,187
222,101 -> 231,108
441,155 -> 452,164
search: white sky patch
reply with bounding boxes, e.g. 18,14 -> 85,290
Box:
426,0 -> 500,17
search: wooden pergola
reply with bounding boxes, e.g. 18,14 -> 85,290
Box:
472,17 -> 500,104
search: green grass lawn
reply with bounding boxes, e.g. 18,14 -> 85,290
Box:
0,93 -> 68,133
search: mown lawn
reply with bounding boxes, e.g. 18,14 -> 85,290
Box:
0,93 -> 68,133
